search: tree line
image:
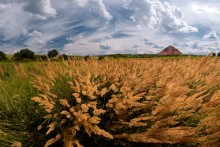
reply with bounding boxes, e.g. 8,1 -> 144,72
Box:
212,52 -> 220,57
2,49 -> 219,62
0,49 -> 60,61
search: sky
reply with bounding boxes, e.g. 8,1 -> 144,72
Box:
0,0 -> 220,55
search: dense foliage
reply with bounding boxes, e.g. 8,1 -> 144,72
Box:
13,49 -> 35,61
212,52 -> 220,57
48,49 -> 59,58
60,54 -> 68,60
0,51 -> 7,61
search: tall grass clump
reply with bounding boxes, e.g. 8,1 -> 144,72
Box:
30,57 -> 220,146
0,63 -> 43,146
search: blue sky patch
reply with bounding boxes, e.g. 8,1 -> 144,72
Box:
0,0 -> 219,55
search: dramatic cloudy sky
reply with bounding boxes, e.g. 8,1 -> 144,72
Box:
0,0 -> 220,55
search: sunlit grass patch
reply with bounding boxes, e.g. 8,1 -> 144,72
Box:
1,57 -> 220,146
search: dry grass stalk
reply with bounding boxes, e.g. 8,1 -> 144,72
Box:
31,58 -> 220,146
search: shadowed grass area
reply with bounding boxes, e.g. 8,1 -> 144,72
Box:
0,63 -> 45,146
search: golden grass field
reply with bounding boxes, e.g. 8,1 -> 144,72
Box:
0,56 -> 220,146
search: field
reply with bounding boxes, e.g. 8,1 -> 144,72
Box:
0,57 -> 220,146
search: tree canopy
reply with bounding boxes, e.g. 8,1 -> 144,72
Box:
13,49 -> 35,61
0,51 -> 7,61
48,49 -> 59,58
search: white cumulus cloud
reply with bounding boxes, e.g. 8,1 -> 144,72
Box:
71,0 -> 88,7
70,0 -> 112,22
89,0 -> 112,22
24,30 -> 44,50
23,0 -> 57,19
0,0 -> 219,55
99,42 -> 111,50
202,31 -> 219,40
0,3 -> 11,12
124,0 -> 197,33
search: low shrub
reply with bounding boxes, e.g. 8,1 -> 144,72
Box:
0,51 -> 7,61
48,49 -> 59,58
59,54 -> 68,60
13,49 -> 35,61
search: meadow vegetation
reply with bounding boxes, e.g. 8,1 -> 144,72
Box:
0,56 -> 220,146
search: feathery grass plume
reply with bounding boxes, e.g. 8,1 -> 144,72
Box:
11,141 -> 22,147
29,57 -> 220,146
13,63 -> 28,78
112,58 -> 220,145
0,66 -> 4,77
45,134 -> 61,147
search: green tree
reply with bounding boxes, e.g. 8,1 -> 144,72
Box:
13,49 -> 35,61
0,51 -> 7,61
60,54 -> 68,60
48,49 -> 59,58
40,55 -> 48,61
